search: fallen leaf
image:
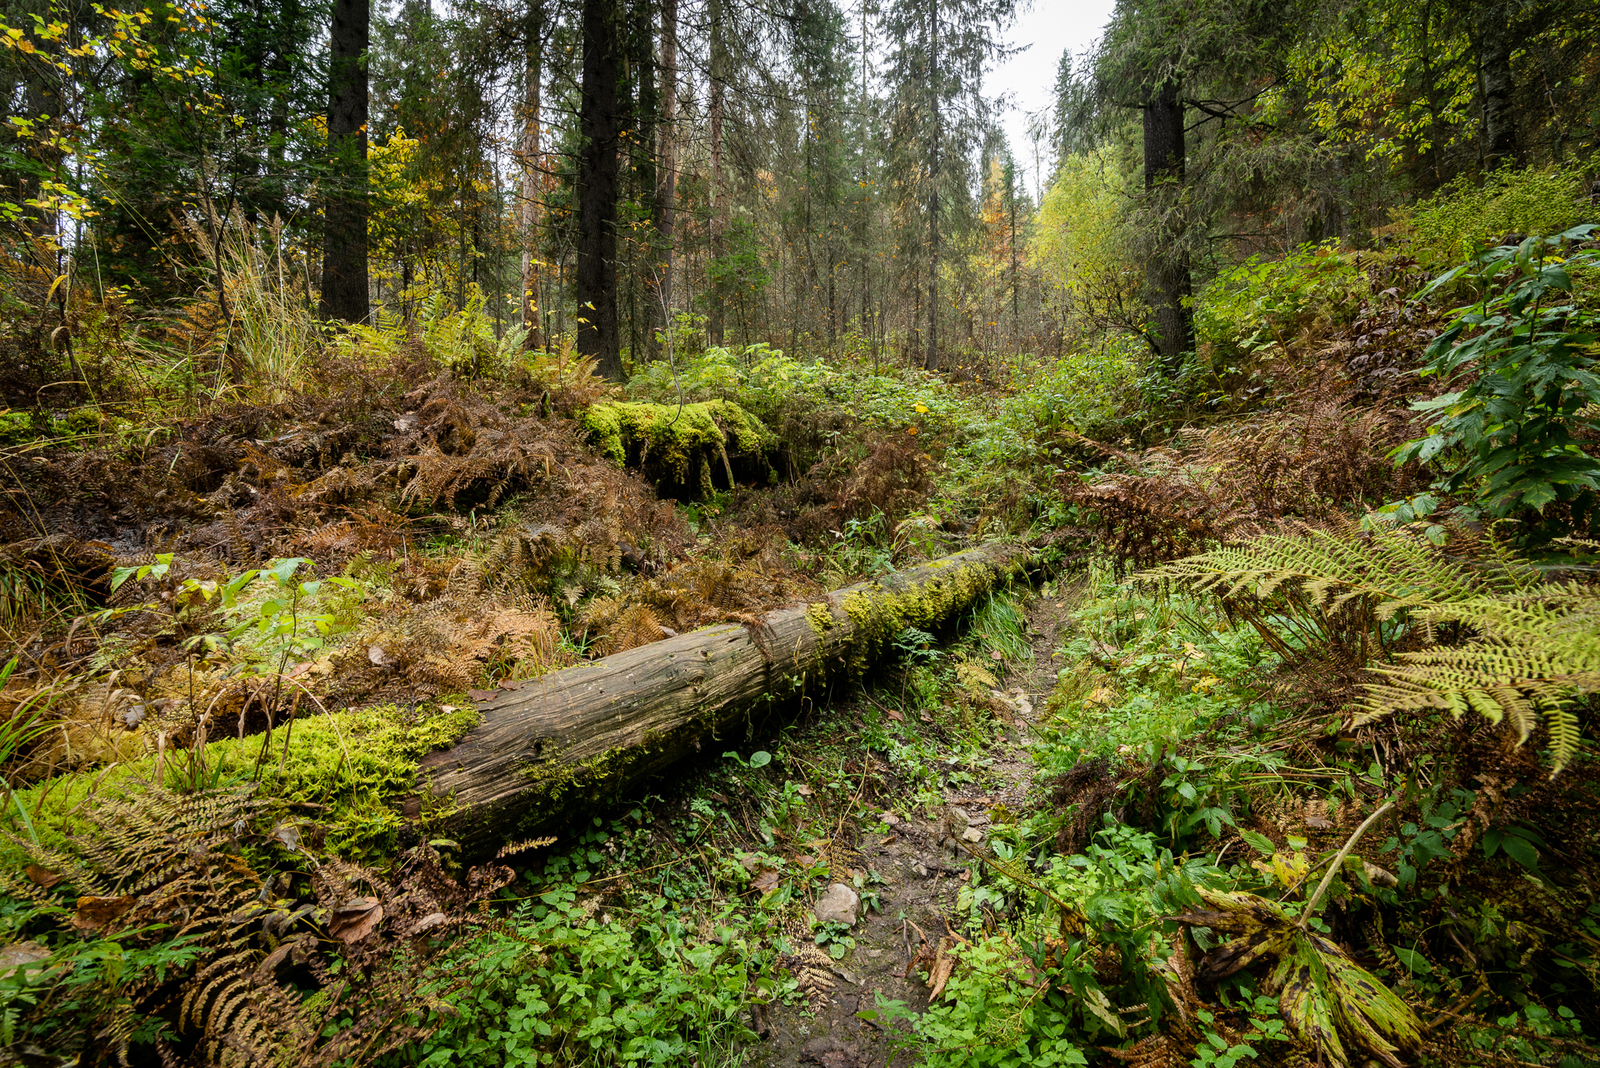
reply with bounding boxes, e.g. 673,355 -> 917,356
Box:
927,944 -> 957,1000
254,942 -> 295,981
25,865 -> 62,889
408,911 -> 449,935
328,897 -> 384,943
0,941 -> 52,979
73,895 -> 135,931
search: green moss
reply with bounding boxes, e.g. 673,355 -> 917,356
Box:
579,400 -> 775,497
838,558 -> 1011,674
9,703 -> 479,861
805,602 -> 836,638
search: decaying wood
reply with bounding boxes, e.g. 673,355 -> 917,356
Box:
420,540 -> 1031,854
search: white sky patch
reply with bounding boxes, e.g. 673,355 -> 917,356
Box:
988,0 -> 1116,200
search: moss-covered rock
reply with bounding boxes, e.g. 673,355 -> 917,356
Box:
580,400 -> 776,498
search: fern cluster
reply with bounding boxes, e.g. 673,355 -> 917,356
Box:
1142,526 -> 1596,769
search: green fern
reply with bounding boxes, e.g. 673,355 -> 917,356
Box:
1141,527 -> 1596,770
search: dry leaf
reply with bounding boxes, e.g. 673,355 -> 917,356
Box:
25,865 -> 62,889
409,911 -> 449,935
328,897 -> 384,943
927,941 -> 957,1000
73,895 -> 135,931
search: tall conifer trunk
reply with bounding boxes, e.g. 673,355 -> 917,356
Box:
707,0 -> 726,347
924,0 -> 940,371
320,0 -> 369,324
1142,77 -> 1190,371
578,0 -> 623,379
649,0 -> 679,359
520,1 -> 545,350
1474,1 -> 1517,168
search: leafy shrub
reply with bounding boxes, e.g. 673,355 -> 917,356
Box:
395,856 -> 762,1066
1394,164 -> 1594,265
1195,241 -> 1366,365
1392,226 -> 1600,533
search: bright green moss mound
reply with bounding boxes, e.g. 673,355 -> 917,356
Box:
9,703 -> 478,860
580,400 -> 775,497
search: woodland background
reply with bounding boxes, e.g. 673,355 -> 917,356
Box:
2,0 -> 1600,1065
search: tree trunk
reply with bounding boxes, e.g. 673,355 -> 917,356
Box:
649,0 -> 679,360
1474,1 -> 1517,168
421,541 -> 1032,855
924,0 -> 940,371
578,0 -> 624,379
320,0 -> 369,325
1143,77 -> 1190,372
520,1 -> 545,350
707,0 -> 727,348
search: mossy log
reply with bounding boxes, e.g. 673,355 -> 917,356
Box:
420,540 -> 1032,855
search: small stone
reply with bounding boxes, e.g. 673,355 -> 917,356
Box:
814,882 -> 861,926
961,827 -> 984,843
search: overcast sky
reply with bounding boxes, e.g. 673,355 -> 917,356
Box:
988,0 -> 1116,199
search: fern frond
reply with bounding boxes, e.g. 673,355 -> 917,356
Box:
1150,528 -> 1599,771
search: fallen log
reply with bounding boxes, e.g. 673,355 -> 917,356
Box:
420,540 -> 1032,855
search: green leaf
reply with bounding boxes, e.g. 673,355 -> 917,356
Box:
1499,834 -> 1539,869
748,751 -> 772,769
1391,947 -> 1431,975
1239,829 -> 1277,855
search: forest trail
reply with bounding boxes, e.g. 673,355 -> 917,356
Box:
752,591 -> 1076,1068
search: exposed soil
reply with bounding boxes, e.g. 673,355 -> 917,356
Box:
752,592 -> 1076,1067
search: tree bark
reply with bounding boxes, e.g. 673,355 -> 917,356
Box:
519,1 -> 545,350
1142,77 -> 1191,372
320,0 -> 369,324
578,0 -> 624,379
648,0 -> 679,360
421,541 -> 1032,855
924,0 -> 941,371
1474,1 -> 1517,168
707,0 -> 727,348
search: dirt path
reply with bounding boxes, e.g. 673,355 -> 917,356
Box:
752,591 -> 1074,1068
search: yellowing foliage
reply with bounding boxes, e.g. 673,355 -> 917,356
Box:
1030,153 -> 1140,331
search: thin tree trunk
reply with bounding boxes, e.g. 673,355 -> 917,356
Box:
1474,1 -> 1518,168
707,0 -> 727,348
520,1 -> 545,350
924,0 -> 940,371
1143,77 -> 1190,371
649,0 -> 679,360
578,0 -> 624,379
320,0 -> 369,324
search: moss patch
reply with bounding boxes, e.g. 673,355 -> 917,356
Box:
580,400 -> 775,498
9,703 -> 479,861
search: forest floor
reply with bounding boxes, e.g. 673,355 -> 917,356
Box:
724,594 -> 1076,1068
